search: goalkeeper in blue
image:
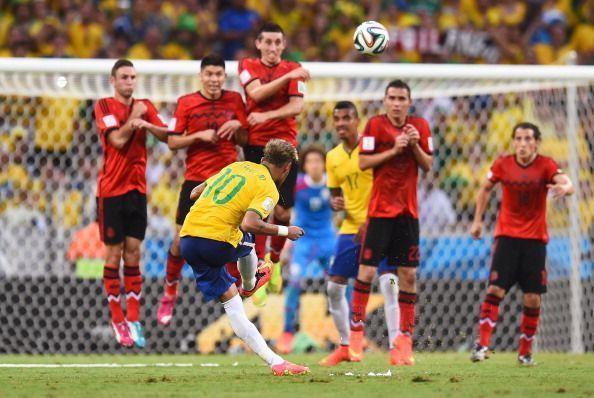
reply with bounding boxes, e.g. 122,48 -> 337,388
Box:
276,145 -> 337,354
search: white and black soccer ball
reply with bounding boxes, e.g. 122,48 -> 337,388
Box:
353,21 -> 390,55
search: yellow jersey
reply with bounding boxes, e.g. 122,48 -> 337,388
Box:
326,142 -> 372,234
180,162 -> 279,247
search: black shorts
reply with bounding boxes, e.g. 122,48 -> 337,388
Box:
244,145 -> 298,209
359,216 -> 420,267
489,236 -> 547,294
175,180 -> 203,226
96,190 -> 147,245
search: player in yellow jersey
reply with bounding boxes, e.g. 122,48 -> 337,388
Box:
179,139 -> 309,376
319,102 -> 399,366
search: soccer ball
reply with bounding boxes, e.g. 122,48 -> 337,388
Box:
353,21 -> 390,55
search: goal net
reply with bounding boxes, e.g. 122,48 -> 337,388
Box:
0,59 -> 592,354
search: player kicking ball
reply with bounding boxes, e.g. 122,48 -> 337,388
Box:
470,122 -> 574,366
179,139 -> 309,375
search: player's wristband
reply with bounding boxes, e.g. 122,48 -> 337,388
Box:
277,225 -> 289,237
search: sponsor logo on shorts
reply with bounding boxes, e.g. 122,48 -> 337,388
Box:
408,245 -> 420,262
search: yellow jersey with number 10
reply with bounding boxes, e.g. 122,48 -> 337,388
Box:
326,142 -> 373,234
180,161 -> 279,246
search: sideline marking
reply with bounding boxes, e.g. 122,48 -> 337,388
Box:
0,363 -> 194,368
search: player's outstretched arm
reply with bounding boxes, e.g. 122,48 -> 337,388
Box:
241,210 -> 305,241
547,173 -> 574,199
245,67 -> 310,104
470,179 -> 496,239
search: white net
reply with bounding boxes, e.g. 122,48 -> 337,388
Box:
0,59 -> 593,354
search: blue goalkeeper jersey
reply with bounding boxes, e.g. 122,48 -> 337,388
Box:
294,173 -> 335,239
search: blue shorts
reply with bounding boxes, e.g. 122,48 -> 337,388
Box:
329,234 -> 395,279
180,232 -> 254,302
290,234 -> 336,281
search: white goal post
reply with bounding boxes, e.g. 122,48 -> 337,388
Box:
0,58 -> 592,354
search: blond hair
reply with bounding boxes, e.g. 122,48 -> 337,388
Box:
262,139 -> 298,166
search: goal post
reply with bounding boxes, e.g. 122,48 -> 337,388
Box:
0,58 -> 592,354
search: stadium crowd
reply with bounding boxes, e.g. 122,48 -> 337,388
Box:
1,0 -> 594,65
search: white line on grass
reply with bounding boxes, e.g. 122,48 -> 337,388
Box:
0,363 -> 194,368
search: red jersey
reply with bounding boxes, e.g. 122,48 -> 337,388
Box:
488,154 -> 561,243
94,97 -> 166,198
359,115 -> 433,218
169,90 -> 247,182
238,58 -> 305,147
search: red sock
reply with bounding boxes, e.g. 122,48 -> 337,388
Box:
399,291 -> 417,336
270,218 -> 289,263
103,265 -> 124,323
226,261 -> 242,287
255,234 -> 267,260
519,306 -> 540,355
350,279 -> 371,332
165,250 -> 185,298
479,293 -> 502,347
124,265 -> 142,322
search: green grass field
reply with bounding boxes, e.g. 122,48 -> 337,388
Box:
1,352 -> 593,398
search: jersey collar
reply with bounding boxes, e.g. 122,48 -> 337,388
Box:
304,174 -> 326,188
514,153 -> 539,168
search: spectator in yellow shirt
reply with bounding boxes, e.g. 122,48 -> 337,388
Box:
67,2 -> 104,58
127,24 -> 163,59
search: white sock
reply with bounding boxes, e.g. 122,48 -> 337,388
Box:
223,294 -> 284,366
327,281 -> 350,345
238,249 -> 258,291
379,273 -> 400,348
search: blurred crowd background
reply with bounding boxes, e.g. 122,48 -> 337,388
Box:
1,0 -> 594,65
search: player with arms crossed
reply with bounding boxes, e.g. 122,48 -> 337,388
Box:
470,122 -> 574,365
156,53 -> 248,326
238,22 -> 310,303
179,139 -> 309,376
356,80 -> 433,366
319,101 -> 400,366
94,59 -> 168,347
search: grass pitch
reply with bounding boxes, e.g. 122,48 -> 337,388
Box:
1,352 -> 593,398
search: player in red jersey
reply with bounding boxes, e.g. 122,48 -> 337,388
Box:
94,59 -> 168,348
156,53 -> 249,326
470,122 -> 574,365
354,80 -> 433,366
238,22 -> 310,304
